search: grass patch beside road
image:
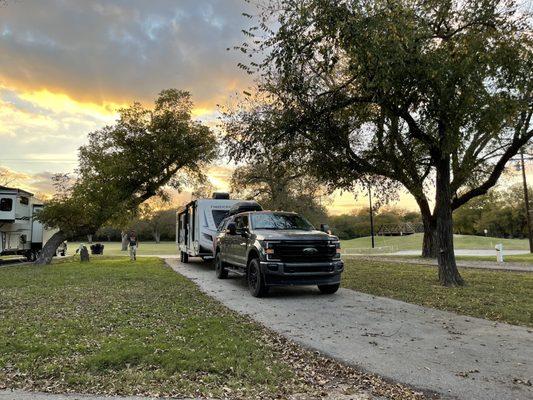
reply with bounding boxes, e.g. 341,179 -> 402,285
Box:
69,241 -> 177,256
0,258 -> 297,398
456,253 -> 533,263
341,233 -> 530,251
342,258 -> 533,327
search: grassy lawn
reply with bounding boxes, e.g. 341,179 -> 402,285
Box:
341,233 -> 530,251
0,257 -> 429,400
456,253 -> 533,263
0,258 -> 303,398
69,234 -> 529,258
69,241 -> 177,256
342,258 -> 533,327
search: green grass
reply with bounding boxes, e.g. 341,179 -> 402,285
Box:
69,241 -> 177,256
341,233 -> 530,251
365,253 -> 533,264
0,257 -> 304,398
69,234 -> 529,258
342,258 -> 533,327
455,253 -> 533,263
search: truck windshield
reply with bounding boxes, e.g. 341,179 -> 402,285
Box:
251,213 -> 314,231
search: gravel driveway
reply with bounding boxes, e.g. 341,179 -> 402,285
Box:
166,259 -> 533,400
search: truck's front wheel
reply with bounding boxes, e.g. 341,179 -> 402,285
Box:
215,253 -> 228,279
318,283 -> 340,294
247,258 -> 268,297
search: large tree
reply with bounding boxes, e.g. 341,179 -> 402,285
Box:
231,0 -> 532,285
223,112 -> 329,226
136,198 -> 177,243
36,89 -> 216,264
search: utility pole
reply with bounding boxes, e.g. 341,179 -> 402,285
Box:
369,185 -> 375,249
520,149 -> 533,253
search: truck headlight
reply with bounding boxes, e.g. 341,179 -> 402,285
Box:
260,241 -> 279,257
331,240 -> 341,258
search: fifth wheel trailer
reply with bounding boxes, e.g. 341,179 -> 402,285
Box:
0,186 -> 55,261
177,193 -> 241,262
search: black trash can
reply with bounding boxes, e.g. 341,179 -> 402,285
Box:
90,243 -> 105,255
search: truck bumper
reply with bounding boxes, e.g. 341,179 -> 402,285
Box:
259,260 -> 344,286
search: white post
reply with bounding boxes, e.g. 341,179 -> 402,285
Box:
495,243 -> 504,263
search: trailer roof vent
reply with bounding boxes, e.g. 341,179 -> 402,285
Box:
212,192 -> 230,199
228,201 -> 263,216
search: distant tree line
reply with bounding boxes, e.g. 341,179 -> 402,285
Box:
83,181 -> 529,244
329,208 -> 420,240
91,208 -> 176,243
332,183 -> 531,240
454,183 -> 531,239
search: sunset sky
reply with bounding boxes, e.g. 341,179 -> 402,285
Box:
0,0 -> 529,215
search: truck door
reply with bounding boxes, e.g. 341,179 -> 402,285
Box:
217,217 -> 232,263
234,214 -> 250,267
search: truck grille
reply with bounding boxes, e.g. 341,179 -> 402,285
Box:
272,240 -> 336,262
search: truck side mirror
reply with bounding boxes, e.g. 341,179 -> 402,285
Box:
320,224 -> 331,234
227,222 -> 237,235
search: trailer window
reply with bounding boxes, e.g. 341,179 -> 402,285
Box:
20,196 -> 29,205
0,198 -> 13,211
212,210 -> 229,227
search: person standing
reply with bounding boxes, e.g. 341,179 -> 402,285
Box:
128,230 -> 138,261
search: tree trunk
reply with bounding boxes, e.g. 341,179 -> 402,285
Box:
421,216 -> 437,258
435,157 -> 464,286
34,230 -> 66,265
87,234 -> 93,244
415,196 -> 437,258
121,231 -> 128,251
153,230 -> 161,243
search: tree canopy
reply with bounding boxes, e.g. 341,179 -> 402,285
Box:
36,89 -> 216,263
227,0 -> 533,285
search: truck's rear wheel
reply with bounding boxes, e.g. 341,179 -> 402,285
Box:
180,251 -> 189,263
215,253 -> 228,279
318,283 -> 340,294
247,258 -> 268,297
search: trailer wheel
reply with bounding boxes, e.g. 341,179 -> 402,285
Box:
25,250 -> 36,262
215,252 -> 228,279
180,251 -> 189,263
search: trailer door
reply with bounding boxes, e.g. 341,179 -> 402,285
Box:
31,205 -> 44,244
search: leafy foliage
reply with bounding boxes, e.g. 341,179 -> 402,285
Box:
454,183 -> 532,237
37,89 -> 216,240
330,208 -> 420,240
229,0 -> 533,284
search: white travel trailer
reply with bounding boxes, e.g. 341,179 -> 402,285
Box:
177,193 -> 242,262
0,186 -> 54,261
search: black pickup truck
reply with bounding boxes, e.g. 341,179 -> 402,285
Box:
213,204 -> 344,297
